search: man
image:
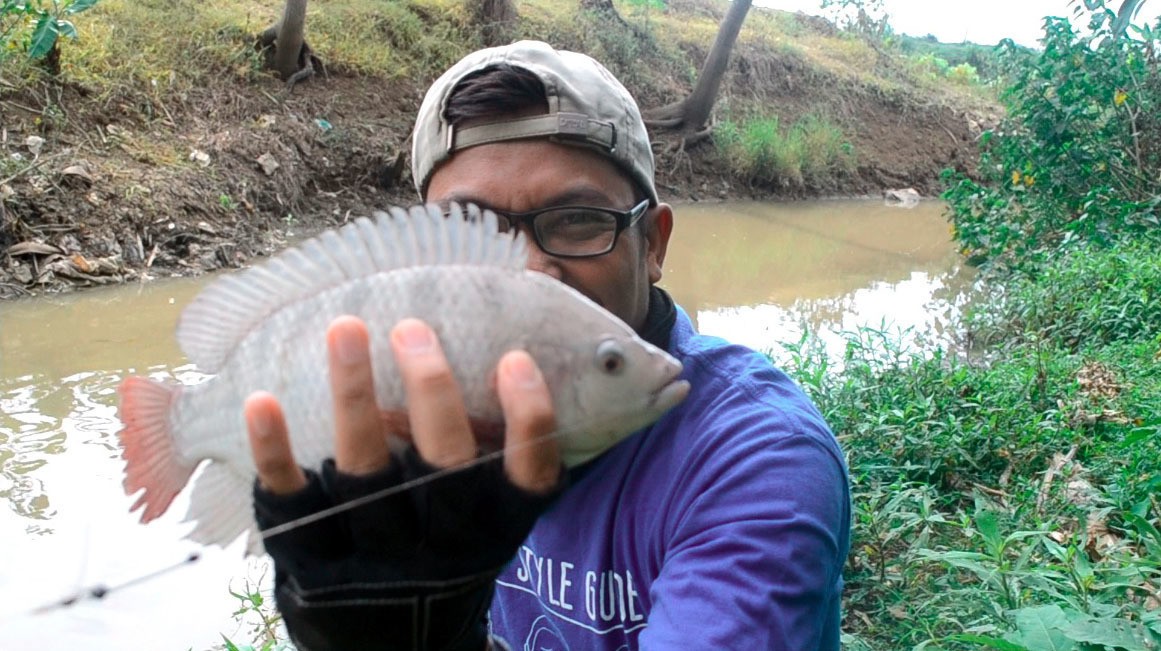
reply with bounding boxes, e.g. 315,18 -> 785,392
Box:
244,40 -> 850,650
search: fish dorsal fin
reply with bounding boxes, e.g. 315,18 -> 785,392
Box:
176,203 -> 528,373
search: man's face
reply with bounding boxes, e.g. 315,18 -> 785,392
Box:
425,139 -> 673,333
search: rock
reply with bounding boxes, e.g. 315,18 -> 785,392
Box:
24,135 -> 45,157
13,263 -> 33,284
59,234 -> 82,253
189,149 -> 211,167
883,187 -> 921,208
257,153 -> 280,176
61,164 -> 94,186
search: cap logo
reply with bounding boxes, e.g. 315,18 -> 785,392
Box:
557,114 -> 588,135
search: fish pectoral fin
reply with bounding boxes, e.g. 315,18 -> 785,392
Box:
182,462 -> 255,552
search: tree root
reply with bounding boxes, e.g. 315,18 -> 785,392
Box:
256,23 -> 324,93
285,44 -> 324,93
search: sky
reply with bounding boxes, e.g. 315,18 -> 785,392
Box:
755,0 -> 1159,47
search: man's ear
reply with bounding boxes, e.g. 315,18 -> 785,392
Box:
644,203 -> 674,285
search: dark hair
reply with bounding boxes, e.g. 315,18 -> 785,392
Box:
443,64 -> 549,125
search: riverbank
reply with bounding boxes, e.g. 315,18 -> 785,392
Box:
0,0 -> 998,298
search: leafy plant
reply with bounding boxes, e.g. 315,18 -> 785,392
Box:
221,574 -> 288,651
942,0 -> 1161,271
0,0 -> 99,70
820,0 -> 892,40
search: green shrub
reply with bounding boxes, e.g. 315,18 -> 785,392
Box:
793,114 -> 858,180
945,62 -> 980,85
942,0 -> 1161,271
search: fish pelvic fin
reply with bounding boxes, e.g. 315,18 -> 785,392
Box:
175,202 -> 529,373
118,376 -> 194,523
182,462 -> 259,553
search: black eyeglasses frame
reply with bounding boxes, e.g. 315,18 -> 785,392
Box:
490,198 -> 651,259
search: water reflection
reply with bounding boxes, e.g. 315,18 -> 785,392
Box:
0,200 -> 968,649
0,277 -> 252,650
661,200 -> 971,359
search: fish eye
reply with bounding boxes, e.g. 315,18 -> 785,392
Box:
596,340 -> 625,376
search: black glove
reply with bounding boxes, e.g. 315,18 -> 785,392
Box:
253,447 -> 565,651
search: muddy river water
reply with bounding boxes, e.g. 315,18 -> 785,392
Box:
0,200 -> 969,650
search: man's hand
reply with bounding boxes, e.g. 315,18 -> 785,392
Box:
245,316 -> 565,651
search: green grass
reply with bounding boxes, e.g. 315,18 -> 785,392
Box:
967,240 -> 1161,353
714,113 -> 856,188
2,0 -> 482,93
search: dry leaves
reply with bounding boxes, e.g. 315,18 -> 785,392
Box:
1077,361 -> 1123,399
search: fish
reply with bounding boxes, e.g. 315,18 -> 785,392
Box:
116,203 -> 691,554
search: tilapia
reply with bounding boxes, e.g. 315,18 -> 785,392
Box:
117,203 -> 690,553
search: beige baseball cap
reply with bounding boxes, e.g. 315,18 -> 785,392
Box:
411,40 -> 659,205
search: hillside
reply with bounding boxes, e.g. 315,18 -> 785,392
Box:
0,0 -> 1000,297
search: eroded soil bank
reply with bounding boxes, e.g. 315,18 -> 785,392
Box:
0,28 -> 996,299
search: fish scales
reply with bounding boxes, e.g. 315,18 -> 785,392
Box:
176,267 -> 591,468
116,203 -> 690,554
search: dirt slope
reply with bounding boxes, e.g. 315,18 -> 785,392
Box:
0,10 -> 998,298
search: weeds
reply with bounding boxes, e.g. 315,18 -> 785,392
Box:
714,113 -> 856,188
966,241 -> 1161,352
220,568 -> 289,651
786,229 -> 1161,649
906,53 -> 982,86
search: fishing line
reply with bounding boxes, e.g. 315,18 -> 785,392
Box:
258,418 -> 592,541
16,417 -> 596,616
20,552 -> 201,617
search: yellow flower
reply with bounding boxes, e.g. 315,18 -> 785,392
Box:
1012,170 -> 1022,185
1024,175 -> 1035,187
1115,90 -> 1128,107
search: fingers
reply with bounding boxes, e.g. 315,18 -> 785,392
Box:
245,391 -> 308,495
328,316 -> 391,476
496,351 -> 561,494
391,319 -> 476,469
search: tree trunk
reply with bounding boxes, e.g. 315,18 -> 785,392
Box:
644,0 -> 752,135
474,0 -> 517,47
257,0 -> 317,88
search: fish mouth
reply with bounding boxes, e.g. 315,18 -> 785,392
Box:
649,364 -> 690,413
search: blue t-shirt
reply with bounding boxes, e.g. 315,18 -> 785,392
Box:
489,307 -> 851,650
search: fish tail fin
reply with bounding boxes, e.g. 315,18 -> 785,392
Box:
118,376 -> 194,523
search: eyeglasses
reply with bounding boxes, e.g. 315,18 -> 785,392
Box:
487,199 -> 651,258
